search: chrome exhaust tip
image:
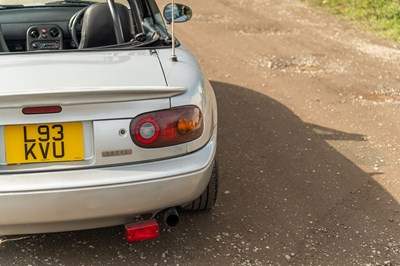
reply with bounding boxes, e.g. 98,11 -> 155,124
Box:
163,207 -> 180,228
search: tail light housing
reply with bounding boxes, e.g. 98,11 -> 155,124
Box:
130,106 -> 203,148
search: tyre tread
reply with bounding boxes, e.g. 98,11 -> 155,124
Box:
181,160 -> 218,211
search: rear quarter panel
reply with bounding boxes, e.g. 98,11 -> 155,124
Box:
157,46 -> 217,153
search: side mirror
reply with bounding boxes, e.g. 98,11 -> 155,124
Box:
163,3 -> 192,24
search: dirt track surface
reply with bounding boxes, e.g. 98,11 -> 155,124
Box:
2,0 -> 400,265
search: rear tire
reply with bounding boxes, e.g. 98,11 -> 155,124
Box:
181,160 -> 218,211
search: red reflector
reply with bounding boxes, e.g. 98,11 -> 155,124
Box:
22,106 -> 62,115
125,220 -> 159,242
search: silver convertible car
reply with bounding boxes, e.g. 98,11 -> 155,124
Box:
0,0 -> 217,241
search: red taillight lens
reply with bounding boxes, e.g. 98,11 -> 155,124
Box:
130,106 -> 203,148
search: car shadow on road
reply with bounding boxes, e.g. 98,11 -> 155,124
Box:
1,81 -> 399,265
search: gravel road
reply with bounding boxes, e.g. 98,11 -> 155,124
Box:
2,0 -> 400,265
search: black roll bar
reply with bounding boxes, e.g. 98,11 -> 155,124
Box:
107,0 -> 124,44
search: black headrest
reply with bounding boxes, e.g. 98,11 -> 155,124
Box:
79,3 -> 132,49
0,24 -> 9,52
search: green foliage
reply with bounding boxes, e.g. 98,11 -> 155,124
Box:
304,0 -> 400,41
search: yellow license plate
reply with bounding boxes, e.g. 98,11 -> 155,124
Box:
5,122 -> 84,164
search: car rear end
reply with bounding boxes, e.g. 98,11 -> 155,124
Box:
0,49 -> 217,235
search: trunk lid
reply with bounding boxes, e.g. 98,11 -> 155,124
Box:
0,50 -> 186,109
0,50 -> 188,173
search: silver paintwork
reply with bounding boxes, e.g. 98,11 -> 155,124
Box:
0,86 -> 187,108
0,43 -> 217,233
0,50 -> 165,92
0,132 -> 216,235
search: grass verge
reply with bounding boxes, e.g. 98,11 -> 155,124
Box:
303,0 -> 400,42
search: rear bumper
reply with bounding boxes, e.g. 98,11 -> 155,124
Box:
0,131 -> 216,235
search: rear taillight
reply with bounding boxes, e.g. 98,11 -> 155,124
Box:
130,106 -> 203,148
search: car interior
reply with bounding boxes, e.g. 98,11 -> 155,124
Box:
0,0 -> 167,53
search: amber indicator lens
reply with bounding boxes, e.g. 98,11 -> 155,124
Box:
177,108 -> 202,135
